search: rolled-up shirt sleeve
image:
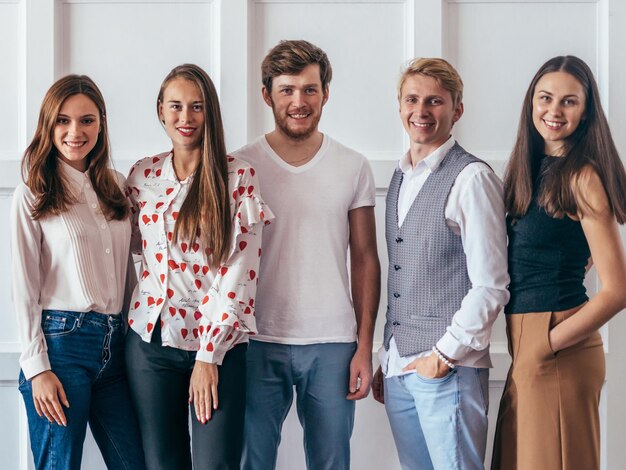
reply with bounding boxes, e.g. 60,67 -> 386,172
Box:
436,166 -> 510,361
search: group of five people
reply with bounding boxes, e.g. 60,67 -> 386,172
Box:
11,39 -> 626,470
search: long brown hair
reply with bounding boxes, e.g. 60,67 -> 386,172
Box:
157,64 -> 231,265
504,55 -> 626,223
22,74 -> 128,220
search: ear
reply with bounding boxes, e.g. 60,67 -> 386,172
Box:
322,87 -> 330,107
158,101 -> 165,124
262,87 -> 273,107
452,101 -> 464,124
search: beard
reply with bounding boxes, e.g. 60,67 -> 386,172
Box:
271,102 -> 322,141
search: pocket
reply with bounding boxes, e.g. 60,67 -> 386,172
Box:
18,370 -> 27,388
545,326 -> 556,356
42,313 -> 78,337
413,367 -> 457,384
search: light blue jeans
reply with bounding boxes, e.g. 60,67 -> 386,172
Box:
384,367 -> 489,470
241,340 -> 356,470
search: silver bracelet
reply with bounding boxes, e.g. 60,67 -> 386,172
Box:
432,346 -> 456,369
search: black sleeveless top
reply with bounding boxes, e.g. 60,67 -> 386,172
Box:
506,156 -> 590,314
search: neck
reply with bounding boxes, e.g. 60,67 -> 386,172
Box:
408,137 -> 451,168
265,130 -> 323,167
172,146 -> 201,180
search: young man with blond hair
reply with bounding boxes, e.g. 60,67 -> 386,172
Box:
234,39 -> 380,470
372,58 -> 509,469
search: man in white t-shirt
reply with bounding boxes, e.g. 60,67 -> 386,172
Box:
234,40 -> 380,470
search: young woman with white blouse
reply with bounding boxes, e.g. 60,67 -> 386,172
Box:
124,64 -> 273,470
11,75 -> 145,469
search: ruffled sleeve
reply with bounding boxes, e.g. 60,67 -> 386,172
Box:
195,162 -> 274,364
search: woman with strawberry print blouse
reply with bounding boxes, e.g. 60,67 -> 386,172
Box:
125,64 -> 273,470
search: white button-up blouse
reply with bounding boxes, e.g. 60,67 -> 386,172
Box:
126,152 -> 273,364
11,160 -> 132,380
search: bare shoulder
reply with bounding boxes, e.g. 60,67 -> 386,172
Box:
571,164 -> 611,219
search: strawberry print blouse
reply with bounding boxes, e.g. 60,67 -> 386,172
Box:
126,152 -> 273,364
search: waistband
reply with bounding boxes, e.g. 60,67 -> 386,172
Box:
42,309 -> 123,327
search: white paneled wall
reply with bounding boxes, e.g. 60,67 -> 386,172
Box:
1,1 -> 624,469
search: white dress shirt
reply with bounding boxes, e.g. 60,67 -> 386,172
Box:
11,159 -> 131,379
379,137 -> 510,377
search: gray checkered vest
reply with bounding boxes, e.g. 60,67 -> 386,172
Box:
383,143 -> 481,356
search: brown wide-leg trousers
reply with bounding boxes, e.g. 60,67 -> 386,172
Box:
491,306 -> 605,470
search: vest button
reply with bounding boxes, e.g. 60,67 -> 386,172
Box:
395,237 -> 403,243
394,265 -> 401,270
393,292 -> 400,298
392,321 -> 400,326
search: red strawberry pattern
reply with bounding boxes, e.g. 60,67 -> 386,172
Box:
125,152 -> 274,364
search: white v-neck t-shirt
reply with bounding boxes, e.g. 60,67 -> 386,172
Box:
233,134 -> 376,344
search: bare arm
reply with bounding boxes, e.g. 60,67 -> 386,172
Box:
549,168 -> 626,351
346,206 -> 381,400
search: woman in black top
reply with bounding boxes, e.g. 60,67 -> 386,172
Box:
491,56 -> 626,470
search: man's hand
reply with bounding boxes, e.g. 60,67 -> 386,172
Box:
372,366 -> 385,404
32,370 -> 70,426
402,353 -> 451,379
346,346 -> 373,400
189,361 -> 219,424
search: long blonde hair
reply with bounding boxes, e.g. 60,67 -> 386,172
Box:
157,64 -> 231,264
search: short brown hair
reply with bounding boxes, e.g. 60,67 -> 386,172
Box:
261,40 -> 332,92
398,58 -> 463,106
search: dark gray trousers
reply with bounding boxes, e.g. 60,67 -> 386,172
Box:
125,324 -> 246,470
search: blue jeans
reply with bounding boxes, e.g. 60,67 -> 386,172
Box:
241,341 -> 356,470
18,310 -> 145,470
384,367 -> 489,470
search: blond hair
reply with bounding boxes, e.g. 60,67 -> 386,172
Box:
398,58 -> 463,106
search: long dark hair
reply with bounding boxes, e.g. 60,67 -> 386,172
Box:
22,74 -> 128,220
157,64 -> 231,265
504,55 -> 626,223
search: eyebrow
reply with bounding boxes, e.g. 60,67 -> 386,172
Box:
536,90 -> 581,98
403,93 -> 444,100
57,113 -> 97,118
276,83 -> 320,89
166,100 -> 203,104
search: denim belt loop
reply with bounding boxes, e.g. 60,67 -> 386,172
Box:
77,312 -> 86,328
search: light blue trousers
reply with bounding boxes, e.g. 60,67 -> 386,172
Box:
384,367 -> 489,470
242,340 -> 356,470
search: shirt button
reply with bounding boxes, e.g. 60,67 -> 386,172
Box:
91,203 -> 97,209
396,237 -> 403,243
393,292 -> 400,298
105,248 -> 111,254
85,183 -> 91,189
101,224 -> 107,230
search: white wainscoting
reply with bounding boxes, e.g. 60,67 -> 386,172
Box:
1,1 -> 624,469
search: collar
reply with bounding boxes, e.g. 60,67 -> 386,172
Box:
398,136 -> 456,176
162,151 -> 196,184
58,157 -> 90,199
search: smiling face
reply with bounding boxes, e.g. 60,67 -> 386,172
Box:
263,63 -> 328,141
532,71 -> 586,156
399,74 -> 463,161
53,93 -> 101,172
159,77 -> 205,152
